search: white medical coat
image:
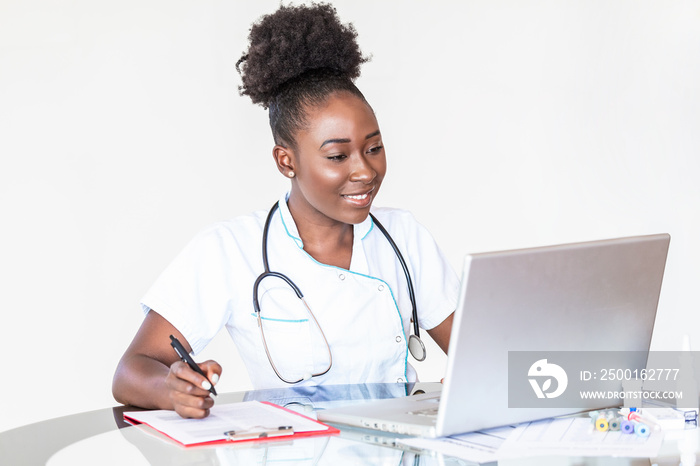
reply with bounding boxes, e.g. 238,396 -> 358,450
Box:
141,193 -> 460,389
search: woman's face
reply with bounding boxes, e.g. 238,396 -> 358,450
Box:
285,92 -> 386,226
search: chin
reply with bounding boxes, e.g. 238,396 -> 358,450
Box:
342,209 -> 372,225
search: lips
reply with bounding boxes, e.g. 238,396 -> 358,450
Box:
341,187 -> 375,207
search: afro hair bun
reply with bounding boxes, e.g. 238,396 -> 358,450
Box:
236,3 -> 369,108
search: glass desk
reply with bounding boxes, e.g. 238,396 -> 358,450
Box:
1,383 -> 697,465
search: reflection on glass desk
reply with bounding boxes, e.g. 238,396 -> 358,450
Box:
0,383 -> 697,465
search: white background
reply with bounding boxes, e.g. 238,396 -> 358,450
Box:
1,0 -> 698,433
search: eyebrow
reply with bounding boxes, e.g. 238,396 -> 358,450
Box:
319,129 -> 381,149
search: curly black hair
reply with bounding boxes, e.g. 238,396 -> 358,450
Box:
236,3 -> 370,149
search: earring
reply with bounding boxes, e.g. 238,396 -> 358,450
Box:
288,171 -> 295,178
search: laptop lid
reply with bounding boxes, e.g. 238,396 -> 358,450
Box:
437,233 -> 670,436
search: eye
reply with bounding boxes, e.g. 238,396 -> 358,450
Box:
326,154 -> 347,161
367,145 -> 384,154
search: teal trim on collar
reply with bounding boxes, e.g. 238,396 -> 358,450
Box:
361,216 -> 375,241
277,194 -> 304,249
355,210 -> 374,241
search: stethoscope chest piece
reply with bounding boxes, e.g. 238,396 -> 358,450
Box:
408,334 -> 426,361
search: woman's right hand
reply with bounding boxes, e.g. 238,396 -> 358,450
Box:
113,310 -> 224,417
165,359 -> 222,418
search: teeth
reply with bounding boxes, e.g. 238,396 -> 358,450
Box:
344,193 -> 368,200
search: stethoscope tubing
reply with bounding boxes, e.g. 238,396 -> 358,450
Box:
253,201 -> 424,383
368,212 -> 421,340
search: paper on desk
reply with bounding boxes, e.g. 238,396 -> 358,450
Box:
499,417 -> 664,458
124,401 -> 336,447
398,417 -> 664,462
398,425 -> 514,463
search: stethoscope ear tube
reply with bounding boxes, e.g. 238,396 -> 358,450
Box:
253,271 -> 304,313
253,202 -> 304,312
261,202 -> 279,274
369,214 -> 421,341
254,203 -> 301,314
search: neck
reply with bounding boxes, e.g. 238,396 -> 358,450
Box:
286,196 -> 354,270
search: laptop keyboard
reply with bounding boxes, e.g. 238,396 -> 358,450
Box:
407,395 -> 441,417
407,406 -> 439,417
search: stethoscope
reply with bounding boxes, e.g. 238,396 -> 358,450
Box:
253,201 -> 426,384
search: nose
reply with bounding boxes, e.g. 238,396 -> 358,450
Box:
349,154 -> 376,184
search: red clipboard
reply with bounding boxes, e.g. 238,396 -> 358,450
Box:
124,401 -> 339,447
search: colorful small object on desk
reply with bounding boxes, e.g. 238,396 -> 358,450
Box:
634,422 -> 650,437
607,414 -> 621,431
595,416 -> 609,432
621,420 -> 635,434
588,411 -> 603,432
628,411 -> 659,431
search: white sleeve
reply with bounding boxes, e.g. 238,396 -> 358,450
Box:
140,224 -> 235,355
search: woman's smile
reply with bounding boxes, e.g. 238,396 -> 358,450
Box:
341,186 -> 375,208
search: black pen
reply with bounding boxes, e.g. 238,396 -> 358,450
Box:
170,335 -> 217,396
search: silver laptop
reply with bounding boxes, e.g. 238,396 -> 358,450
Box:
318,234 -> 670,437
